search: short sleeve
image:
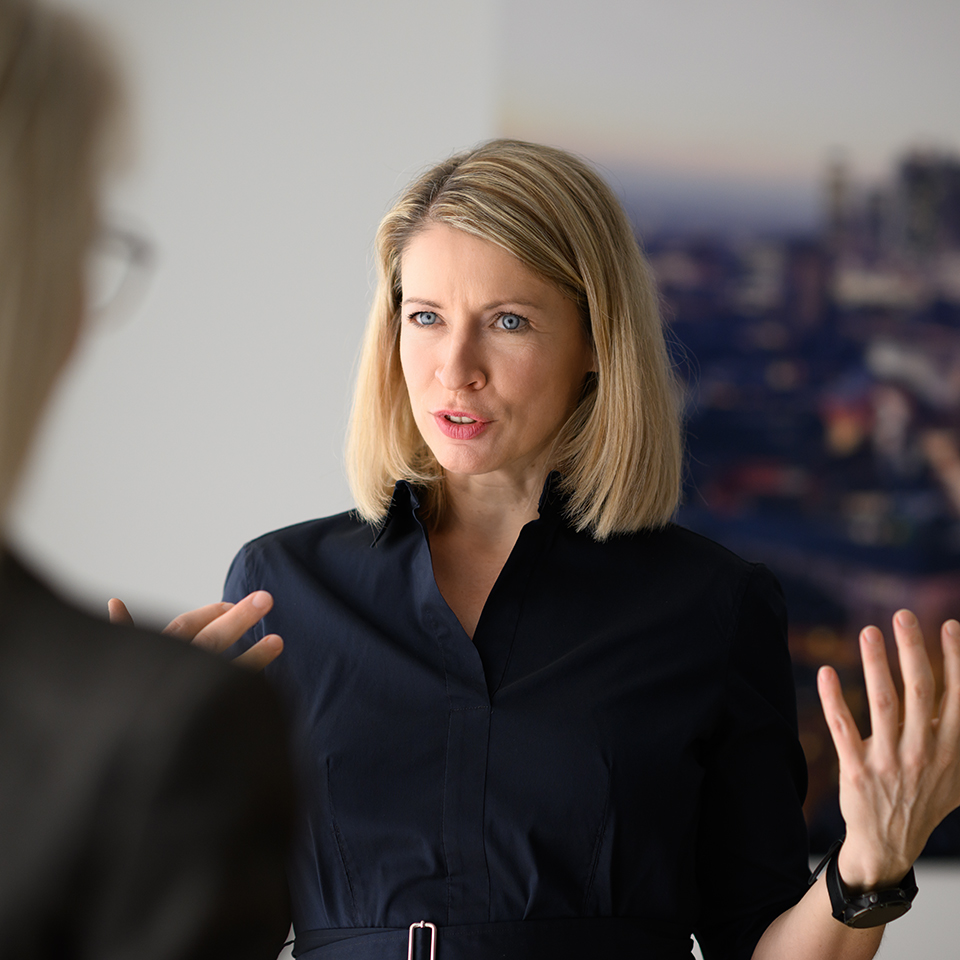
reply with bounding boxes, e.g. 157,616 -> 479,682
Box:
693,564 -> 809,960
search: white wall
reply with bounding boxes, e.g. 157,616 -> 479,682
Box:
9,0 -> 499,624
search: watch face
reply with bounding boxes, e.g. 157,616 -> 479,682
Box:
825,844 -> 918,929
844,899 -> 912,928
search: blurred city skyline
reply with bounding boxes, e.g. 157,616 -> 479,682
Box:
500,0 -> 959,233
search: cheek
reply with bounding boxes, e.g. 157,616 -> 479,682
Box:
398,331 -> 434,407
530,350 -> 589,402
398,329 -> 417,386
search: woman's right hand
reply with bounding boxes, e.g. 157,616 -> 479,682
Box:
817,609 -> 960,890
108,591 -> 283,671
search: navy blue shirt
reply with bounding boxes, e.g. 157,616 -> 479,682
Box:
224,480 -> 809,960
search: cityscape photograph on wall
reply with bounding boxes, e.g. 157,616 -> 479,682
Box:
634,150 -> 960,852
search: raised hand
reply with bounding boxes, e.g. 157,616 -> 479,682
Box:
817,609 -> 960,890
108,592 -> 283,671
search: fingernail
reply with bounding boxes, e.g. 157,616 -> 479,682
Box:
896,609 -> 917,628
251,590 -> 271,609
861,627 -> 881,644
947,620 -> 960,639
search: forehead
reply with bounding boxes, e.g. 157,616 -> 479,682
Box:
400,223 -> 553,297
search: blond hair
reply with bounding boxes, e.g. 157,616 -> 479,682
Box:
346,139 -> 682,539
0,0 -> 120,519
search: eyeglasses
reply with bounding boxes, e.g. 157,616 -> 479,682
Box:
85,223 -> 156,325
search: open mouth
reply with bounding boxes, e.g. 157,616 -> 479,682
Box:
434,412 -> 490,439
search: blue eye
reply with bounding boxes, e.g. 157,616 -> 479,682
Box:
499,313 -> 524,330
413,311 -> 438,326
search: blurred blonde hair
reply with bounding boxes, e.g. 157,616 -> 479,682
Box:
0,0 -> 121,519
346,138 -> 682,539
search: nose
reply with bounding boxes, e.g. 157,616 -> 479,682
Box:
436,329 -> 486,391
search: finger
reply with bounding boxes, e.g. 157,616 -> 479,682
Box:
818,664 -> 866,769
859,624 -> 901,754
163,601 -> 235,640
191,590 -> 274,656
937,619 -> 960,742
893,609 -> 937,754
108,598 -> 134,626
232,634 -> 283,672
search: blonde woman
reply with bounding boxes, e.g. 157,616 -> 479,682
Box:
0,1 -> 292,955
226,140 -> 960,959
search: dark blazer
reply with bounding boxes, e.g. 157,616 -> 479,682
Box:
0,552 -> 293,959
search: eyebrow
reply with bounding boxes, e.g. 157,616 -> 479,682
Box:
401,298 -> 443,309
400,297 -> 543,311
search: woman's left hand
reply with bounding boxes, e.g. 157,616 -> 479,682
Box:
818,609 -> 960,890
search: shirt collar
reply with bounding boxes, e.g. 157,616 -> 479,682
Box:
372,473 -> 564,546
538,470 -> 564,515
371,480 -> 420,545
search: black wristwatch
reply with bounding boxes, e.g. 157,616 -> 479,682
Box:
809,839 -> 918,928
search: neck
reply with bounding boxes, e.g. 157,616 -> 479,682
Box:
433,471 -> 548,547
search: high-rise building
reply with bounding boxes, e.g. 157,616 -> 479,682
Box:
898,151 -> 960,255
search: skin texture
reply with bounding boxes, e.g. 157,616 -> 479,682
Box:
399,223 -> 595,492
398,223 -> 595,638
821,613 -> 960,888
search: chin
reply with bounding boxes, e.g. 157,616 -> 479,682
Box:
435,454 -> 499,478
422,434 -> 488,474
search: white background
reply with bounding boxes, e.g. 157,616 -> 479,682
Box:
13,2 -> 959,956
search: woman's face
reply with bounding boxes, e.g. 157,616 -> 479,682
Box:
399,223 -> 595,488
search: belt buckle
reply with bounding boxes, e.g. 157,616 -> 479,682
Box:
407,920 -> 437,960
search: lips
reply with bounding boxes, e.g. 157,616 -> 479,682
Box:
433,410 -> 491,440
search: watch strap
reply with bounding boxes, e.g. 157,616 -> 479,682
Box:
820,840 -> 918,928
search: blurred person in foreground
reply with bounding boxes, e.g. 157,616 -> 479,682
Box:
0,1 -> 293,956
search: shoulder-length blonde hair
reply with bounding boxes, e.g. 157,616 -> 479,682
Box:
0,0 -> 120,520
346,138 -> 682,539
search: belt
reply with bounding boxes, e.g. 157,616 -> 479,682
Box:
293,917 -> 693,959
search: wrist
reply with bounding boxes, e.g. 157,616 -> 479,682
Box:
810,840 -> 918,929
837,840 -> 913,892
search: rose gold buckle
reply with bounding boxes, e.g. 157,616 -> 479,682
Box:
407,920 -> 437,960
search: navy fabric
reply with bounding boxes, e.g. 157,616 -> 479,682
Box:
224,478 -> 809,960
